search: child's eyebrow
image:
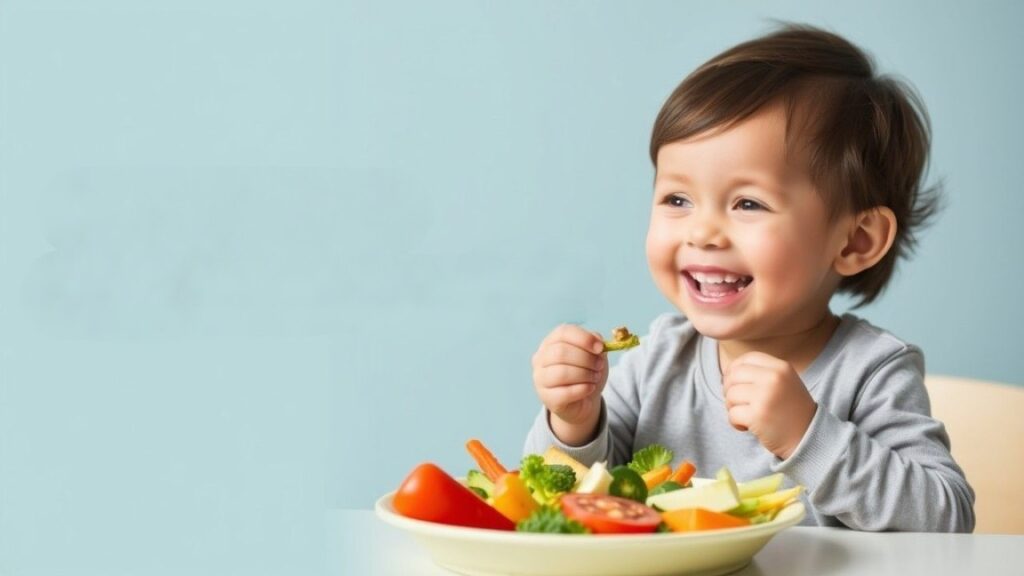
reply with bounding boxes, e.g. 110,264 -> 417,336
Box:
654,172 -> 692,186
726,174 -> 783,195
655,172 -> 782,195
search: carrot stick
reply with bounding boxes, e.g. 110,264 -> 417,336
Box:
466,439 -> 508,482
668,460 -> 696,485
641,464 -> 672,489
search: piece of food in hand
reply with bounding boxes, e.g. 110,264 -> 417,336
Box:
575,461 -> 614,495
492,472 -> 540,523
516,506 -> 590,534
661,508 -> 751,532
542,445 -> 590,485
392,463 -> 514,530
519,454 -> 577,506
603,326 -> 640,351
561,493 -> 661,534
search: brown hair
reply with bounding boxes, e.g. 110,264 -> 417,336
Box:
650,23 -> 941,307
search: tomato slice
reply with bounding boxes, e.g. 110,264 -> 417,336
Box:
560,493 -> 661,534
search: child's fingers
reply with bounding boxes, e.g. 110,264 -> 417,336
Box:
544,382 -> 597,410
722,363 -> 762,392
533,341 -> 603,371
595,353 -> 609,383
728,351 -> 786,372
727,403 -> 754,432
723,381 -> 754,409
534,365 -> 600,389
541,324 -> 606,355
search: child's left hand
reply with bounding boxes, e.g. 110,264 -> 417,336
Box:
722,352 -> 817,460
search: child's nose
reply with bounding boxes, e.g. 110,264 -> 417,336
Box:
685,216 -> 728,249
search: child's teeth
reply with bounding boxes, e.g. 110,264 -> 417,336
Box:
691,271 -> 744,284
690,271 -> 752,298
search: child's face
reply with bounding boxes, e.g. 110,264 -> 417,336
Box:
646,104 -> 850,341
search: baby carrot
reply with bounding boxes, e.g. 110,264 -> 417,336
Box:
466,439 -> 509,482
642,464 -> 673,489
668,460 -> 696,485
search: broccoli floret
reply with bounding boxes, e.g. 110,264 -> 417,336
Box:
627,444 -> 674,474
516,507 -> 589,534
519,455 -> 577,505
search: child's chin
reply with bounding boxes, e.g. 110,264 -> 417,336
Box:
687,315 -> 747,341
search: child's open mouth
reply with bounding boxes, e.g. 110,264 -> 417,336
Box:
682,270 -> 753,305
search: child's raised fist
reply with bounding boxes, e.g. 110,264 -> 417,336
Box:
531,324 -> 609,444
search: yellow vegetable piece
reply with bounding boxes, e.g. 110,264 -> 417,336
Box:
542,445 -> 590,484
491,473 -> 539,523
731,485 -> 804,518
641,464 -> 672,489
752,485 -> 803,514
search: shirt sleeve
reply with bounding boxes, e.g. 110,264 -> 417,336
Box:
772,347 -> 976,532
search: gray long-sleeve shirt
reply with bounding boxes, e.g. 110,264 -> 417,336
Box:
525,313 -> 975,532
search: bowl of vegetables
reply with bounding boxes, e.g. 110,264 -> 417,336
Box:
375,440 -> 805,576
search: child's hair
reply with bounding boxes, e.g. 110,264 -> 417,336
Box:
650,23 -> 941,306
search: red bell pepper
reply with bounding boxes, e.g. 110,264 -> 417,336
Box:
392,462 -> 515,531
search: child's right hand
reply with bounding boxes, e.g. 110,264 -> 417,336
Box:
531,324 -> 609,445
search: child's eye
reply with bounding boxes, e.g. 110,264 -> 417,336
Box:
735,198 -> 766,211
662,194 -> 692,208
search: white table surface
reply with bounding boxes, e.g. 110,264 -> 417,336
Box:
331,510 -> 1023,576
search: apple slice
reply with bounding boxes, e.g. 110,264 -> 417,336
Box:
737,473 -> 784,499
730,485 -> 805,517
646,478 -> 740,512
575,461 -> 614,495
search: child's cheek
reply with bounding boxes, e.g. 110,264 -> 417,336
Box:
645,223 -> 684,298
750,235 -> 816,300
644,222 -> 675,267
743,235 -> 796,292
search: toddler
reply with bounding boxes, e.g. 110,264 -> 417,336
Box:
524,24 -> 975,532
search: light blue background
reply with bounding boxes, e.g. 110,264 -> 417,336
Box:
2,1 -> 1021,573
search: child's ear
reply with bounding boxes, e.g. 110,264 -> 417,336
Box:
833,207 -> 898,277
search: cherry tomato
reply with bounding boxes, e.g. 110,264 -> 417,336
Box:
392,463 -> 515,531
560,493 -> 661,534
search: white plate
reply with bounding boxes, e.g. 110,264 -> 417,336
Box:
375,489 -> 805,576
